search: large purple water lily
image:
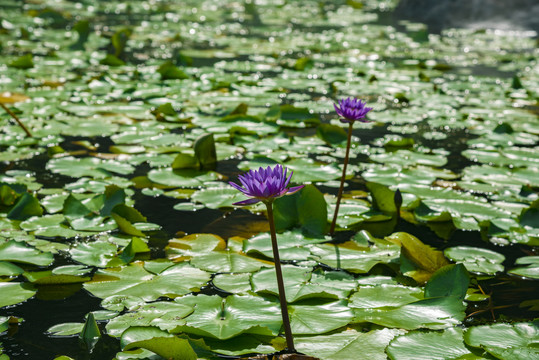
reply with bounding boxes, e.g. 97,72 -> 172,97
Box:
334,97 -> 373,123
229,165 -> 304,205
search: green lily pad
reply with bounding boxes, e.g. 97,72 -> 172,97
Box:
387,327 -> 483,360
0,240 -> 54,266
370,149 -> 447,167
0,261 -> 24,277
203,334 -> 276,356
308,242 -> 400,273
84,262 -> 210,301
70,240 -> 124,268
121,327 -> 198,360
106,301 -> 194,337
174,294 -> 282,339
252,266 -> 357,303
190,186 -> 246,209
444,246 -> 505,275
166,233 -> 227,260
290,300 -> 354,335
47,322 -> 85,336
0,282 -> 36,307
190,250 -> 268,273
47,157 -> 135,178
362,166 -> 441,186
212,273 -> 252,294
464,322 -> 539,359
349,284 -> 424,309
508,256 -> 539,279
244,230 -> 327,262
296,328 -> 404,360
147,168 -> 220,188
353,296 -> 466,330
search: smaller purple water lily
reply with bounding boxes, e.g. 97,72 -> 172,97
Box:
334,97 -> 373,123
229,165 -> 304,206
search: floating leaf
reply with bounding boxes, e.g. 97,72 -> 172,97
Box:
0,240 -> 53,266
0,282 -> 36,307
0,261 -> 24,277
190,250 -> 268,273
120,326 -> 198,360
290,300 -> 354,335
309,242 -> 400,273
252,266 -> 357,302
508,256 -> 539,279
464,322 -> 539,359
353,296 -> 466,330
386,232 -> 450,283
244,230 -> 327,262
387,327 -> 477,360
349,284 -> 424,309
212,273 -> 252,294
444,246 -> 505,275
175,294 -> 282,339
295,328 -> 404,360
147,168 -> 220,188
106,301 -> 193,336
84,262 -> 210,301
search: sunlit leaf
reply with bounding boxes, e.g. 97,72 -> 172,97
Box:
0,240 -> 54,266
295,328 -> 404,360
387,327 -> 481,360
174,294 -> 282,339
0,282 -> 36,307
84,262 -> 210,301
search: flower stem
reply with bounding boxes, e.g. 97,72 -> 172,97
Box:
0,102 -> 33,138
329,121 -> 353,235
265,202 -> 295,352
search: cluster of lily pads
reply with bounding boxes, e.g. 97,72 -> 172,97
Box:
1,0 -> 538,359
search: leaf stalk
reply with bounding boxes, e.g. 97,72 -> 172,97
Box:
329,121 -> 353,235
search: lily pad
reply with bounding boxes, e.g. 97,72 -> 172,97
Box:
289,300 -> 354,335
0,240 -> 54,266
387,327 -> 481,360
106,301 -> 194,337
0,282 -> 36,307
244,230 -> 328,262
508,256 -> 539,279
252,266 -> 357,302
174,294 -> 282,340
84,262 -> 210,301
308,242 -> 400,273
464,322 -> 539,359
295,328 -> 404,360
444,246 -> 505,275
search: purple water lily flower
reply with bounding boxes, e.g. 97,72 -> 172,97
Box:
334,97 -> 373,123
229,165 -> 304,206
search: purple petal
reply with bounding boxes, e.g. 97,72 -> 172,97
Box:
229,181 -> 246,192
286,185 -> 304,195
232,198 -> 261,206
